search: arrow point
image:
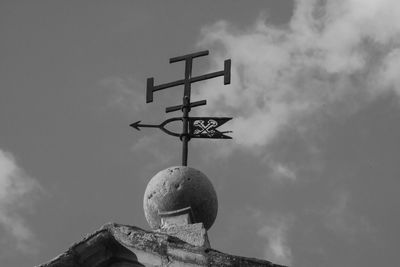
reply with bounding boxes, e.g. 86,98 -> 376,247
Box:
130,121 -> 141,131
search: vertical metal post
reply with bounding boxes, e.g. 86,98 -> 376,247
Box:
181,97 -> 189,166
181,58 -> 193,166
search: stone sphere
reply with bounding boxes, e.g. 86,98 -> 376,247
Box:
143,166 -> 218,230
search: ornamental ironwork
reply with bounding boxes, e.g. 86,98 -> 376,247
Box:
130,50 -> 232,166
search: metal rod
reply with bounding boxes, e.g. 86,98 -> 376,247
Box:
181,57 -> 193,166
182,96 -> 189,166
165,99 -> 206,113
170,50 -> 209,63
154,79 -> 185,91
190,70 -> 225,84
146,78 -> 185,103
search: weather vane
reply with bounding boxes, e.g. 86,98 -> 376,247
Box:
130,50 -> 232,166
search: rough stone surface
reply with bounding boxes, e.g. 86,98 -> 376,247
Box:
159,222 -> 210,248
143,166 -> 218,230
37,223 -> 288,267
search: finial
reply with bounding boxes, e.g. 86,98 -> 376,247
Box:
130,50 -> 232,166
143,166 -> 218,231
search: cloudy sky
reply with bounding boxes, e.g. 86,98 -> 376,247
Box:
1,1 -> 400,266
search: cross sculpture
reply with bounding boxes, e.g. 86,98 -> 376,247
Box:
130,50 -> 232,166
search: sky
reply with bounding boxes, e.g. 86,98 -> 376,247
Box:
1,0 -> 400,266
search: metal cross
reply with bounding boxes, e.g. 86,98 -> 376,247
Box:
131,50 -> 232,166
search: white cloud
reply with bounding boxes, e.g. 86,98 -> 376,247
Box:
271,162 -> 297,182
380,48 -> 400,96
0,149 -> 42,253
99,76 -> 145,112
196,0 -> 400,152
224,208 -> 294,266
324,191 -> 372,241
256,214 -> 293,266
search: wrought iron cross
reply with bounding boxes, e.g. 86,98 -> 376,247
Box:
130,50 -> 232,166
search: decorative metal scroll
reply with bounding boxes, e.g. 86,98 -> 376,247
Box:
130,50 -> 232,166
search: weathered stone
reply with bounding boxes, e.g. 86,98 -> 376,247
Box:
143,166 -> 218,230
160,222 -> 210,248
37,223 -> 287,267
159,206 -> 195,228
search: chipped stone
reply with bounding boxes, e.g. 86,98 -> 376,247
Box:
37,223 -> 287,267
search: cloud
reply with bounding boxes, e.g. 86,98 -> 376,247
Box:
99,76 -> 145,113
324,191 -> 372,242
380,48 -> 400,96
0,149 -> 42,254
221,207 -> 294,266
196,0 -> 400,152
256,213 -> 293,266
270,162 -> 297,182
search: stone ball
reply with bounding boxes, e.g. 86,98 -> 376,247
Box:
143,166 -> 218,230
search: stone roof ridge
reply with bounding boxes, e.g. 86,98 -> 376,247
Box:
35,224 -> 113,267
36,223 -> 288,267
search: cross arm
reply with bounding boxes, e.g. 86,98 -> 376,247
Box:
165,100 -> 207,113
169,50 -> 209,63
190,59 -> 231,85
146,77 -> 185,103
146,53 -> 230,104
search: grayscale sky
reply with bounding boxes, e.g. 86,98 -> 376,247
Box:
1,1 -> 400,266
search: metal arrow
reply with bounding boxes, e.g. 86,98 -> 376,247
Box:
130,117 -> 182,137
